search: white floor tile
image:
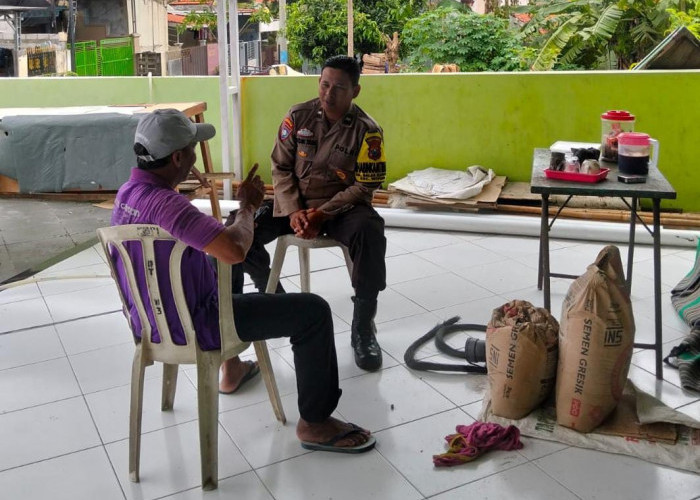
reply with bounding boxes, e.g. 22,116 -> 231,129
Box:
370,311 -> 445,364
0,397 -> 101,471
385,253 -> 445,285
454,259 -> 540,295
471,234 -> 542,259
106,420 -> 250,500
0,357 -> 81,413
0,281 -> 42,305
675,400 -> 700,420
54,311 -> 133,355
0,297 -> 54,333
0,325 -> 65,370
44,283 -> 122,323
375,408 -> 526,497
324,286 -> 426,327
432,295 -> 511,325
415,241 -> 506,271
432,462 -> 579,500
257,448 -> 423,500
391,273 -> 494,311
0,447 -> 124,500
219,393 -> 307,469
4,223 -> 697,500
37,246 -> 106,275
388,228 -> 466,252
418,358 -> 489,407
86,374 -> 200,444
632,338 -> 690,387
69,342 -> 140,394
36,263 -> 113,297
183,348 -> 300,414
627,365 -> 700,410
334,365 -> 455,432
163,471 -> 274,500
534,446 -> 700,500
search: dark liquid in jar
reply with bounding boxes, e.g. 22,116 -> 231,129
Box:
618,155 -> 649,175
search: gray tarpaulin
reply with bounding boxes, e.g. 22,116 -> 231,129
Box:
0,113 -> 142,193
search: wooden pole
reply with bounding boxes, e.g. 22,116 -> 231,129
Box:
347,0 -> 354,57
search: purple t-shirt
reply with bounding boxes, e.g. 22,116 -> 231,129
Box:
111,168 -> 225,350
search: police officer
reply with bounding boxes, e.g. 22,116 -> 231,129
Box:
228,55 -> 387,371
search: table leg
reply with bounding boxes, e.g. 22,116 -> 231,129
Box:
652,198 -> 663,379
540,194 -> 551,311
193,113 -> 221,221
626,197 -> 637,294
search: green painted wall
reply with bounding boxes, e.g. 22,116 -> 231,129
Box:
1,71 -> 698,211
242,70 -> 700,212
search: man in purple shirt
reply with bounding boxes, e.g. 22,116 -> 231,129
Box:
111,109 -> 374,453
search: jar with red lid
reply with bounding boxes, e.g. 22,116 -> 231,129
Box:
617,132 -> 659,176
600,110 -> 635,162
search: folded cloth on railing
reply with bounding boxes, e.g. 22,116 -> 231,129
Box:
388,166 -> 495,200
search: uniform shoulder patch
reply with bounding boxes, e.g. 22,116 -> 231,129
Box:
279,116 -> 294,142
356,131 -> 386,185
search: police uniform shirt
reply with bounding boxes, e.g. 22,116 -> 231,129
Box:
271,98 -> 386,217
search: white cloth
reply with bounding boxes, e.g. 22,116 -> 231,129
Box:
388,166 -> 495,200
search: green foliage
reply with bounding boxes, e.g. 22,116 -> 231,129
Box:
401,7 -> 526,72
176,1 -> 274,38
518,0 -> 698,70
286,0 -> 384,65
355,0 -> 429,36
667,3 -> 700,38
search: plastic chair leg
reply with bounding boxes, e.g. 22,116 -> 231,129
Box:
161,363 -> 179,411
299,247 -> 311,292
253,340 -> 287,424
129,349 -> 147,483
265,237 -> 289,294
196,351 -> 221,490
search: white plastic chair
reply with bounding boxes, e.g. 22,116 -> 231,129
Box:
97,224 -> 285,490
265,234 -> 353,293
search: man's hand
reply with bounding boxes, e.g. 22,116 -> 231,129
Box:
290,209 -> 309,235
237,163 -> 265,211
295,208 -> 326,239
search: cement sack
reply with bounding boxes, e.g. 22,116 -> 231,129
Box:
556,245 -> 635,432
486,300 -> 559,419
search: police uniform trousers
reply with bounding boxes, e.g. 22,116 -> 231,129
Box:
230,200 -> 387,300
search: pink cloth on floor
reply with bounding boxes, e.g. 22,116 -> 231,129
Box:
433,421 -> 523,467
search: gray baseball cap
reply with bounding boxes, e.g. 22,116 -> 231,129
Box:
134,108 -> 216,161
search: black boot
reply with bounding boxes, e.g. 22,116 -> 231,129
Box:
351,296 -> 383,371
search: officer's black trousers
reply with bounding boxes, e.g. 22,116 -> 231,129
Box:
229,201 -> 386,300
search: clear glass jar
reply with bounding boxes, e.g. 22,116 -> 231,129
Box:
600,110 -> 635,162
564,154 -> 580,172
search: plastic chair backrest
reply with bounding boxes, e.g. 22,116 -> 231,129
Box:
97,224 -> 247,363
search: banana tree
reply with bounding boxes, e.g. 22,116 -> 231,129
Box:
518,0 -> 692,70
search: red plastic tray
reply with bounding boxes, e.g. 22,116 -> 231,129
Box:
544,168 -> 609,183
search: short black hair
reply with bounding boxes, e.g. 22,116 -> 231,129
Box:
134,142 -> 171,170
322,55 -> 362,86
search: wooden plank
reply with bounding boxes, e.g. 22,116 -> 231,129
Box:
0,191 -> 116,202
131,102 -> 207,118
500,181 -> 633,210
0,174 -> 19,193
